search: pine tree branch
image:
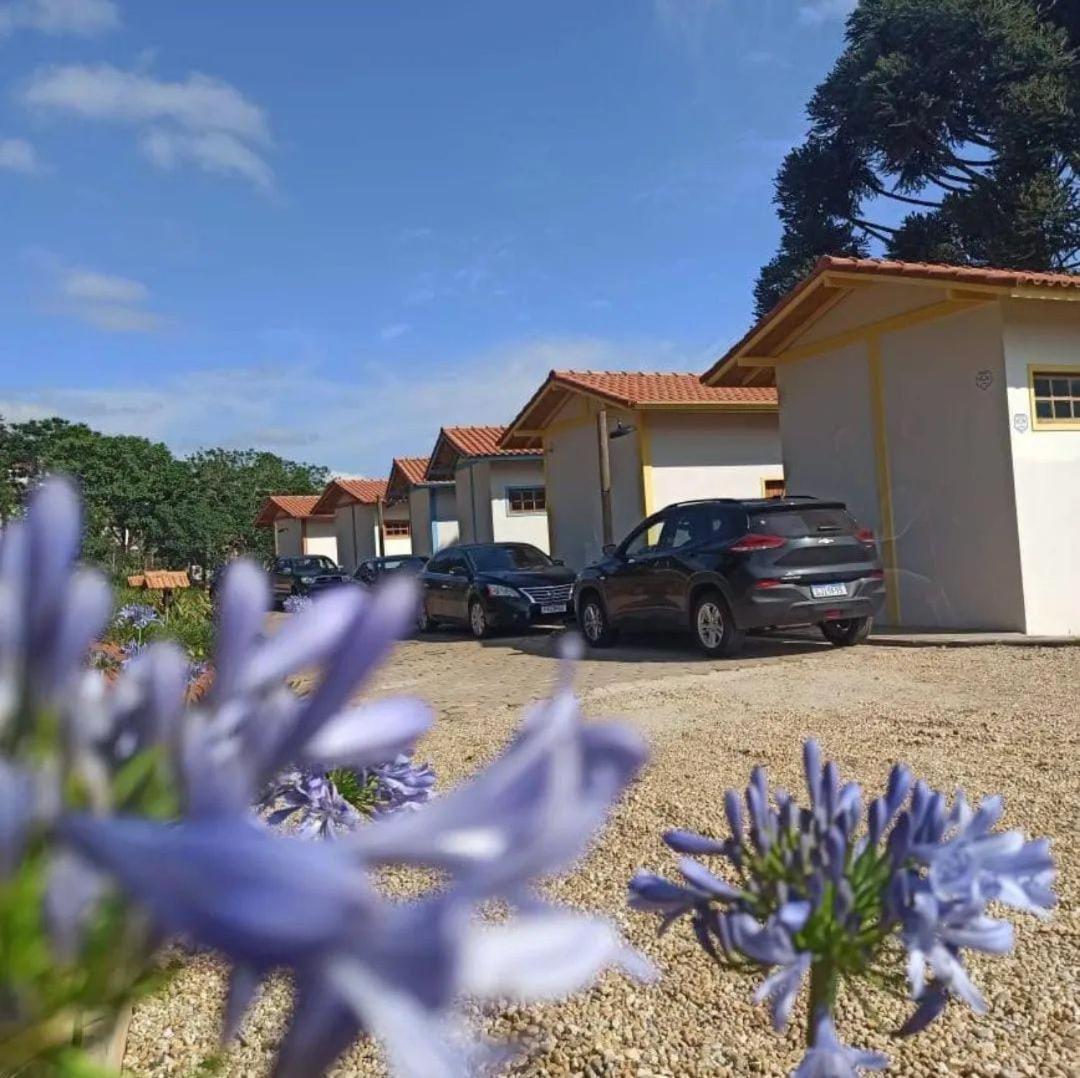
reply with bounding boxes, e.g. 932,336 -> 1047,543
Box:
867,179 -> 942,209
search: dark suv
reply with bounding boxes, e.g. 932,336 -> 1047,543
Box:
269,555 -> 352,607
418,543 -> 575,638
573,498 -> 885,656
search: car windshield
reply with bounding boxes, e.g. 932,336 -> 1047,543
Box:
289,556 -> 337,573
468,545 -> 552,572
749,506 -> 857,537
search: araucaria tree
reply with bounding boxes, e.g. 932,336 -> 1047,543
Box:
755,0 -> 1080,316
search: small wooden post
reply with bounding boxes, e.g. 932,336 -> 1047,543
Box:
596,407 -> 614,548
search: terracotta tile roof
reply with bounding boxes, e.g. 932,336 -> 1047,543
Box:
424,425 -> 540,480
702,255 -> 1080,385
443,425 -> 536,458
499,369 -> 777,449
311,478 -> 388,514
254,494 -> 331,526
553,370 -> 777,407
393,456 -> 431,486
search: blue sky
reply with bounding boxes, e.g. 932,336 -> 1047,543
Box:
0,0 -> 853,476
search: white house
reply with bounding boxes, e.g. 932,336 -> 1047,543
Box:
424,426 -> 549,552
310,478 -> 412,574
500,370 -> 782,569
254,495 -> 338,561
702,255 -> 1080,636
385,456 -> 459,556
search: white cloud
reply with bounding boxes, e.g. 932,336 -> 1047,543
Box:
798,0 -> 856,25
0,0 -> 118,38
0,336 -> 687,472
21,63 -> 274,191
0,136 -> 41,173
54,266 -> 162,333
653,0 -> 723,40
378,322 -> 411,342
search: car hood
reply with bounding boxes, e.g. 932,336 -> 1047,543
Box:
477,567 -> 576,590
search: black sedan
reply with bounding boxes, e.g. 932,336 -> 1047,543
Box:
417,543 -> 575,638
355,554 -> 428,586
269,555 -> 353,607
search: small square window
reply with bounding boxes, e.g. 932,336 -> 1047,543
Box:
1031,368 -> 1080,428
508,487 -> 546,514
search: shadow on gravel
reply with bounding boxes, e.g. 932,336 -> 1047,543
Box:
413,625 -> 834,663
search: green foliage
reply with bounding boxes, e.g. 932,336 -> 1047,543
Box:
756,0 -> 1080,314
0,418 -> 328,576
327,767 -> 380,815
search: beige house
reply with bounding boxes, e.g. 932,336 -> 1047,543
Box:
501,370 -> 782,569
310,478 -> 411,573
254,495 -> 338,561
425,426 -> 549,552
386,456 -> 459,556
703,255 -> 1080,636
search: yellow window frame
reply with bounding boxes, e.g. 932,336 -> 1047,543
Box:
1028,364 -> 1080,431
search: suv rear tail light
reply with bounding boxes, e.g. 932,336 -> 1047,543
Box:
730,533 -> 787,553
754,578 -> 783,589
856,527 -> 876,544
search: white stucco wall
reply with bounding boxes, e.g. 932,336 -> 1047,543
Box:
408,488 -> 433,556
302,519 -> 338,562
334,503 -> 390,572
1002,300 -> 1080,636
490,457 -> 549,550
777,341 -> 880,530
543,396 -> 642,568
645,412 -> 783,510
881,304 -> 1024,631
274,518 -> 302,557
382,501 -> 413,556
428,484 -> 459,551
455,460 -> 489,544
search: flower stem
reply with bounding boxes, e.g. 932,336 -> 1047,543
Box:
807,961 -> 838,1047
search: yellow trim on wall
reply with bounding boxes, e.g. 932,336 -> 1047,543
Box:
738,298 -> 989,368
867,335 -> 901,625
541,434 -> 556,554
1027,364 -> 1080,432
637,411 -> 655,517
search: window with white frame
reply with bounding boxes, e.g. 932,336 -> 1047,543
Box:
1031,368 -> 1080,428
507,486 -> 546,514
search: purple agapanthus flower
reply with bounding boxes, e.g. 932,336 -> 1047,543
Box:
283,594 -> 312,614
630,740 -> 1055,1075
2,477 -> 654,1077
260,769 -> 364,838
364,754 -> 436,816
794,1013 -> 887,1077
115,604 -> 161,632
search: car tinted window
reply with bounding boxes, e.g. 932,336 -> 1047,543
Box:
749,506 -> 857,537
622,514 -> 665,557
468,545 -> 552,571
656,506 -> 734,549
290,557 -> 335,573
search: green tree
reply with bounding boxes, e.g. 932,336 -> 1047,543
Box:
181,448 -> 328,566
756,0 -> 1080,316
0,417 -> 329,574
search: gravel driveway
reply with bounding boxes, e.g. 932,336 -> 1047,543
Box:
124,629 -> 1080,1077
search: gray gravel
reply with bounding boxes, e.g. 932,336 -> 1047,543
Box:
124,633 -> 1080,1076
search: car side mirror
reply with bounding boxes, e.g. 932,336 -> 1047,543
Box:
552,558 -> 565,566
448,564 -> 468,577
602,543 -> 618,558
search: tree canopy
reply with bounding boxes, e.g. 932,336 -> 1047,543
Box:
0,417 -> 328,574
755,0 -> 1080,316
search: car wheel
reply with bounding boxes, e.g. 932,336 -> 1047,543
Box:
579,594 -> 614,648
820,616 -> 872,647
692,591 -> 744,657
416,600 -> 436,634
469,599 -> 491,640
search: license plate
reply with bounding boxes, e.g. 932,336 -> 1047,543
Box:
541,603 -> 568,614
811,583 -> 848,599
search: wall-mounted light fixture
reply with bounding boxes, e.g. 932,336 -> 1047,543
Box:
609,421 -> 636,440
